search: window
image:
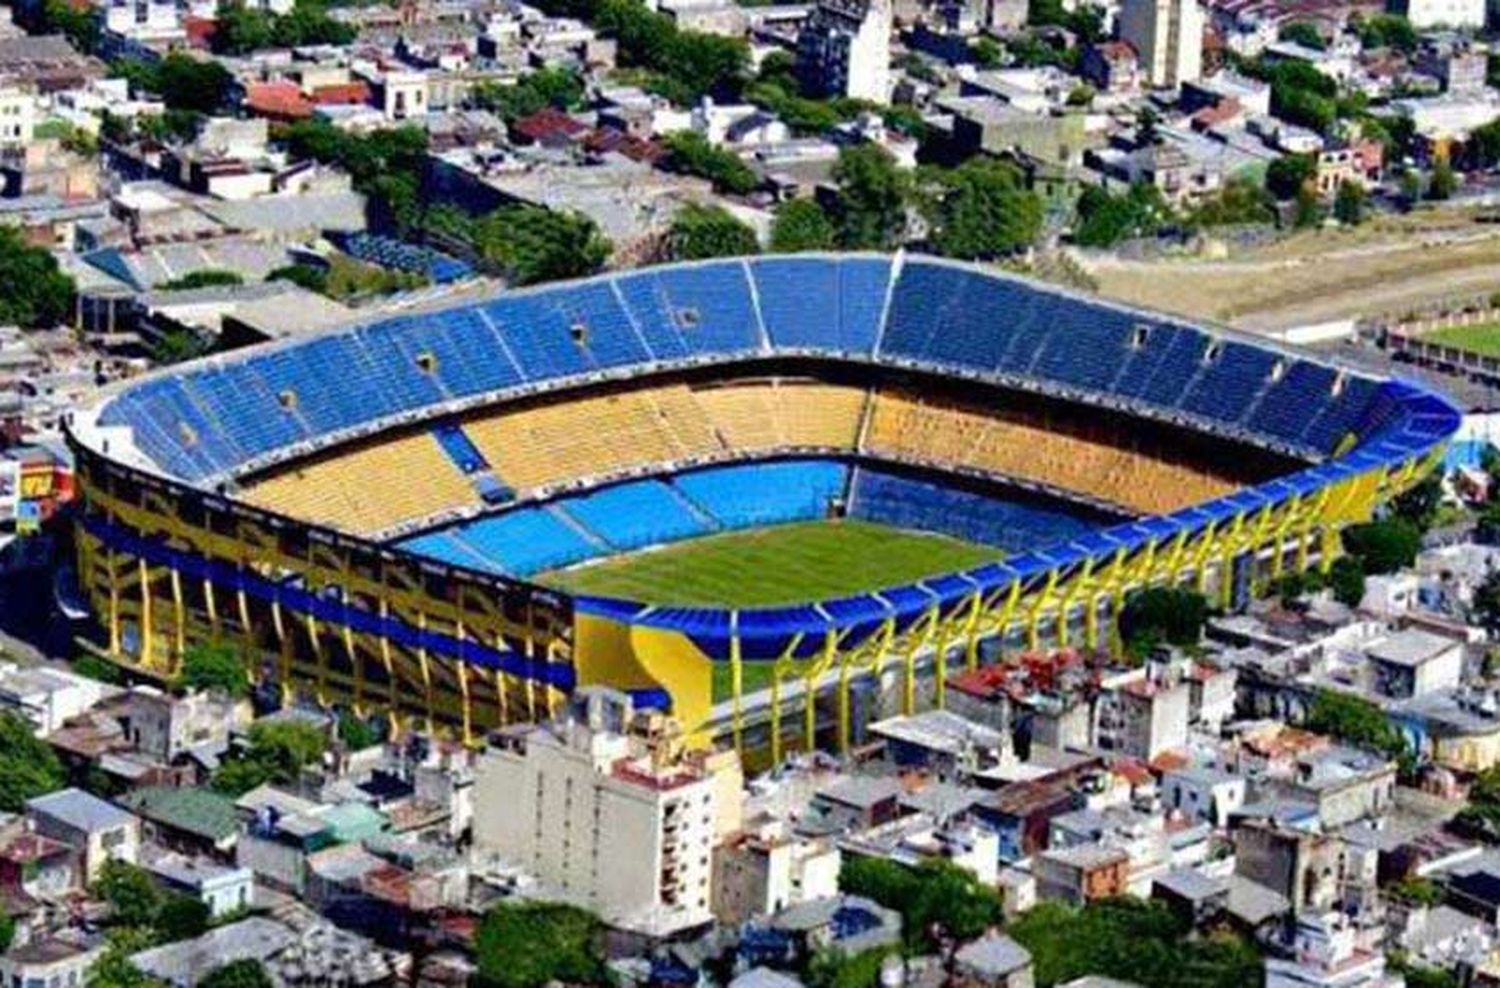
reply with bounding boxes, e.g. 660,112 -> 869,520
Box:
675,307 -> 701,329
277,390 -> 297,410
416,352 -> 438,373
1130,324 -> 1150,349
570,322 -> 589,346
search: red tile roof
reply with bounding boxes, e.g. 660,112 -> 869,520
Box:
512,107 -> 587,143
245,81 -> 313,121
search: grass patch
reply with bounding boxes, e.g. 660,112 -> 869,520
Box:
540,519 -> 1003,607
1422,322 -> 1500,358
542,519 -> 1005,705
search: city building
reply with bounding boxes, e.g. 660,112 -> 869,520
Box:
472,689 -> 742,937
25,788 -> 140,882
1119,0 -> 1204,88
796,0 -> 892,102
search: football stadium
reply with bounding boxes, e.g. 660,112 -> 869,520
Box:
64,254 -> 1461,762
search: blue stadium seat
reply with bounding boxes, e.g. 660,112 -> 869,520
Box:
615,261 -> 762,358
673,461 -> 848,529
558,481 -> 712,552
752,256 -> 892,354
424,506 -> 603,576
848,467 -> 1104,551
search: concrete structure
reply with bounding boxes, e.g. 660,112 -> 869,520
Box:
1264,912 -> 1401,988
1365,629 -> 1464,699
796,0 -> 891,102
472,689 -> 741,936
1162,766 -> 1246,827
0,935 -> 103,988
0,663 -> 118,735
25,788 -> 139,882
952,932 -> 1035,988
1390,0 -> 1484,30
1119,0 -> 1204,88
145,852 -> 255,918
713,827 -> 840,925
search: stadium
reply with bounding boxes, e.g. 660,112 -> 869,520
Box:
64,253 -> 1460,762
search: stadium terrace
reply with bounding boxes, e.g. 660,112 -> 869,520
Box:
64,253 -> 1460,759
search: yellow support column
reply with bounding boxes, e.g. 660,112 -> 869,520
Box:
769,666 -> 783,768
138,560 -> 154,671
730,614 -> 743,755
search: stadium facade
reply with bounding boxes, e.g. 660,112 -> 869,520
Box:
65,254 -> 1461,759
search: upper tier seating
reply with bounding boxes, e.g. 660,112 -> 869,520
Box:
863,390 -> 1244,516
99,258 -> 1385,489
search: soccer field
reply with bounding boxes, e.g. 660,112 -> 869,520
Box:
1422,322 -> 1500,358
538,519 -> 1005,608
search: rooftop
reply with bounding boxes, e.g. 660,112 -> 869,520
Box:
117,786 -> 240,844
26,789 -> 136,834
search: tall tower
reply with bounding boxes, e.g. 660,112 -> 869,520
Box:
1119,0 -> 1203,88
796,0 -> 892,103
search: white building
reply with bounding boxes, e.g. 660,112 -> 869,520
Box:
472,689 -> 742,937
796,0 -> 891,103
0,81 -> 34,150
1162,766 -> 1246,828
0,663 -> 119,736
712,824 -> 841,925
1119,0 -> 1204,88
1390,0 -> 1484,30
1265,912 -> 1402,988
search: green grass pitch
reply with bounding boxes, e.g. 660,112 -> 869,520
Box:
1423,322 -> 1500,358
539,519 -> 1004,608
541,519 -> 1005,704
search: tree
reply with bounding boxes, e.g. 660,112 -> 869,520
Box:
174,641 -> 250,698
116,54 -> 235,114
473,902 -> 605,988
1333,181 -> 1367,225
1427,158 -> 1457,201
805,948 -> 894,988
1008,897 -> 1262,988
1073,183 -> 1168,247
1294,185 -> 1325,228
338,711 -> 383,751
155,894 -> 209,942
1306,689 -> 1407,761
214,0 -> 356,53
838,857 -> 1002,952
200,961 -> 273,988
1118,586 -> 1209,657
95,860 -> 163,928
832,145 -> 911,250
770,199 -> 837,253
0,711 -> 67,812
1342,518 -> 1421,574
471,67 -> 585,122
212,719 -> 328,795
73,655 -> 124,685
158,270 -> 243,291
1391,472 -> 1443,531
1188,178 -> 1274,227
470,205 -> 611,285
1265,153 -> 1317,200
1354,13 -> 1417,52
970,37 -> 1003,68
1472,569 -> 1500,638
1278,21 -> 1324,47
86,949 -> 161,988
928,157 -> 1044,260
1328,556 -> 1366,608
662,130 -> 760,195
152,329 -> 210,366
664,203 -> 759,260
0,227 -> 74,329
267,263 -> 329,294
